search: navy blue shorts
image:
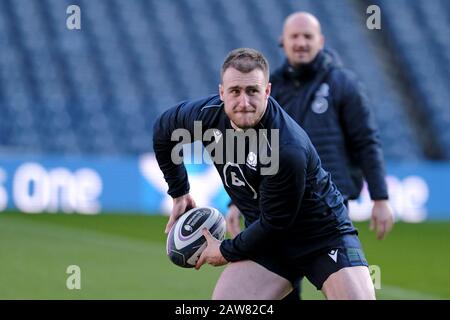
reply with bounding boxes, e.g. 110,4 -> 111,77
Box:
250,233 -> 369,290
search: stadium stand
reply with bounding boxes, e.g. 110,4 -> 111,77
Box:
0,0 -> 448,160
375,0 -> 450,158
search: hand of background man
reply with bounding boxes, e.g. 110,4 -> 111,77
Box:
370,200 -> 394,240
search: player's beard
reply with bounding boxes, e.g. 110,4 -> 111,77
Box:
231,112 -> 257,129
228,104 -> 267,130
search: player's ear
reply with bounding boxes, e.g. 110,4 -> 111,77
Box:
219,84 -> 224,100
265,82 -> 272,98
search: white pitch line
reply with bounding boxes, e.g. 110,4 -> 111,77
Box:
379,285 -> 444,300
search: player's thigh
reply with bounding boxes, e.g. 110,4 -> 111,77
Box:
321,266 -> 375,300
212,260 -> 293,300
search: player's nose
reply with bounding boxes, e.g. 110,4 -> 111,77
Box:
237,93 -> 250,108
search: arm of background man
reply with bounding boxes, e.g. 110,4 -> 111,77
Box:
338,71 -> 389,200
338,72 -> 393,239
220,146 -> 306,261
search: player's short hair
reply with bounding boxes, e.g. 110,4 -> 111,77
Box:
221,48 -> 270,82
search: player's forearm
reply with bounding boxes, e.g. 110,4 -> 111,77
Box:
153,110 -> 190,198
219,218 -> 278,262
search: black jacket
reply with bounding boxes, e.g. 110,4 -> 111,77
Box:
270,49 -> 388,200
153,95 -> 357,262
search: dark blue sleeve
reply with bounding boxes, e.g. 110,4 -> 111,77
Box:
152,96 -> 213,198
338,71 -> 389,200
220,146 -> 306,261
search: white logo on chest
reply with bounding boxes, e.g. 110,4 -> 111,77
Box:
311,83 -> 330,114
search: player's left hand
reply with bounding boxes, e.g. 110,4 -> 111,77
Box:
370,200 -> 394,240
195,229 -> 228,270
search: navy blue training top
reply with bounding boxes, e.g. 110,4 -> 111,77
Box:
153,94 -> 357,262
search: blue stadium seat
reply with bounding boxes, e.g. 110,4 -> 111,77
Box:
377,0 -> 450,157
1,0 -> 447,160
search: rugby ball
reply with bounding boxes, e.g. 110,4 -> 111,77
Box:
166,207 -> 226,268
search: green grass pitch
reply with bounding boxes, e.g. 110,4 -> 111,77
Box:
1,212 -> 449,299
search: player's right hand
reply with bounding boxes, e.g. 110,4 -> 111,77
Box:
226,204 -> 242,238
165,193 -> 197,234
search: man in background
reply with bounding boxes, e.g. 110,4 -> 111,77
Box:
227,12 -> 394,299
